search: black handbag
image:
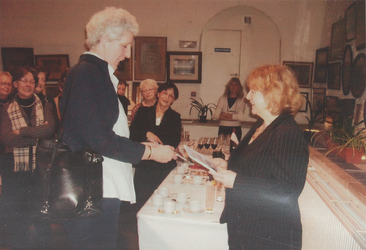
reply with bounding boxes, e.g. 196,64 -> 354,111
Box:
34,67 -> 103,220
35,138 -> 103,220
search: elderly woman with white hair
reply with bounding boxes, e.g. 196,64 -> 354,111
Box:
131,78 -> 158,121
59,7 -> 176,249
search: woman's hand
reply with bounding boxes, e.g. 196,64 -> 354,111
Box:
212,158 -> 228,170
146,131 -> 163,145
142,142 -> 177,163
209,170 -> 237,189
219,112 -> 233,120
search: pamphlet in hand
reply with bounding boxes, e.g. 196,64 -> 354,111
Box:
184,145 -> 218,172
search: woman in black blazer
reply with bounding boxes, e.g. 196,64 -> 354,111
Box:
211,65 -> 309,250
130,82 -> 181,209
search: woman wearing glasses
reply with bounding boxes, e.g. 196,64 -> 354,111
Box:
0,71 -> 13,154
130,78 -> 158,121
0,66 -> 56,248
212,77 -> 245,141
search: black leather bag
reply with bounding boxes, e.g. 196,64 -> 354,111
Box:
34,138 -> 103,220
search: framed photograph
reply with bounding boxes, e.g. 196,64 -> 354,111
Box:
326,96 -> 340,121
134,37 -> 167,81
350,53 -> 366,99
283,61 -> 313,88
345,2 -> 356,42
327,62 -> 342,90
356,0 -> 365,50
329,18 -> 346,61
313,47 -> 329,83
299,92 -> 308,112
167,52 -> 202,83
312,88 -> 326,123
342,45 -> 353,95
1,47 -> 34,72
114,49 -> 132,81
337,98 -> 356,120
35,54 -> 70,81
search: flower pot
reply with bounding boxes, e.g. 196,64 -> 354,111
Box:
199,115 -> 207,123
337,147 -> 364,164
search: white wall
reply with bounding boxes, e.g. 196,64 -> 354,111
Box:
0,0 -> 355,123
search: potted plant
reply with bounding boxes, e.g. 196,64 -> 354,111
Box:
303,97 -> 325,143
325,116 -> 366,164
189,98 -> 216,123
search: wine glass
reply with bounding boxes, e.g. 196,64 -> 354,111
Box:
204,138 -> 211,154
196,138 -> 205,153
211,137 -> 218,150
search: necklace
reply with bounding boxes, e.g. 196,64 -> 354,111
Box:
20,100 -> 35,108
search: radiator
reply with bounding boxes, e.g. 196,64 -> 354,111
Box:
299,160 -> 366,250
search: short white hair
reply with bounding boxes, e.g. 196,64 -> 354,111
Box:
85,7 -> 139,49
140,79 -> 158,90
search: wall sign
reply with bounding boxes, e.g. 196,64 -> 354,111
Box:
214,48 -> 231,53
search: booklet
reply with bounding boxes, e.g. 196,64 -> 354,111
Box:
184,145 -> 218,172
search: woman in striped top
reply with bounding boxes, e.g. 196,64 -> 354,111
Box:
210,65 -> 309,250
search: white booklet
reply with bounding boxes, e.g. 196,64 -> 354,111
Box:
184,145 -> 218,172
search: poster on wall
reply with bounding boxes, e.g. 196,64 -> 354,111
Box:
314,47 -> 329,83
283,61 -> 313,88
35,54 -> 70,81
1,47 -> 34,72
329,18 -> 346,61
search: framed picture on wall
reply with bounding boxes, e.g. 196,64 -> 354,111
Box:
329,18 -> 346,61
132,82 -> 143,105
134,37 -> 167,81
342,45 -> 353,95
283,61 -> 313,88
312,88 -> 326,123
327,62 -> 341,90
356,0 -> 365,50
345,1 -> 356,42
167,51 -> 202,83
337,98 -> 356,120
1,47 -> 34,72
313,47 -> 329,83
35,54 -> 70,81
326,96 -> 340,121
350,53 -> 366,99
299,92 -> 308,112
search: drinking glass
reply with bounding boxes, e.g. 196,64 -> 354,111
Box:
211,137 -> 218,150
204,138 -> 211,154
206,184 -> 215,214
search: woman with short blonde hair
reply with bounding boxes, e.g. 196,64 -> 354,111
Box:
130,78 -> 159,120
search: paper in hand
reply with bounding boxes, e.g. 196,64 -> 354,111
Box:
184,145 -> 218,172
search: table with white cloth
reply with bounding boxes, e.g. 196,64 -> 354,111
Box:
137,166 -> 229,250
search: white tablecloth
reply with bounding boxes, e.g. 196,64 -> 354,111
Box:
137,169 -> 229,250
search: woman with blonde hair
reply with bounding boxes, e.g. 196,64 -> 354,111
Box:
213,77 -> 245,141
131,78 -> 158,120
210,65 -> 308,249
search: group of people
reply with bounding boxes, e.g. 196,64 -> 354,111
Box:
0,6 -> 309,250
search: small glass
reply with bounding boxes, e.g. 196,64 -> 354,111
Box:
205,184 -> 215,214
216,182 -> 225,202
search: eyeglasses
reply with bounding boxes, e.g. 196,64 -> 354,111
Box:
0,82 -> 12,87
19,78 -> 35,84
141,88 -> 155,93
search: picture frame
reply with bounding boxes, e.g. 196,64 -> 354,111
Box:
283,61 -> 313,88
114,49 -> 132,81
313,47 -> 329,83
342,44 -> 353,95
1,47 -> 34,72
312,88 -> 326,123
326,96 -> 340,121
337,98 -> 356,120
132,82 -> 143,106
356,0 -> 365,50
345,2 -> 356,42
327,62 -> 342,90
167,51 -> 202,83
299,92 -> 308,112
329,18 -> 346,61
35,54 -> 70,81
134,37 -> 167,81
350,53 -> 366,99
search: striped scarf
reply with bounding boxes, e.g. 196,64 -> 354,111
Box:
8,94 -> 44,172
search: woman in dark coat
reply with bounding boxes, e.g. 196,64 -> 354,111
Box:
130,82 -> 181,209
210,65 -> 309,250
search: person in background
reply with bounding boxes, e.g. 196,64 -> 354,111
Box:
34,66 -> 49,102
130,78 -> 158,121
210,65 -> 309,250
212,77 -> 245,141
59,7 -> 176,249
0,66 -> 56,248
0,71 -> 13,186
130,82 -> 181,209
54,67 -> 70,120
117,80 -> 130,115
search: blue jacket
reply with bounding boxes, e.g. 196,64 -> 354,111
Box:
60,54 -> 145,164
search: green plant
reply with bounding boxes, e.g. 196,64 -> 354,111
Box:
189,98 -> 216,118
326,116 -> 366,156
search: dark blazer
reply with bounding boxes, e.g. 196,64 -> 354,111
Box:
221,113 -> 309,249
130,105 -> 181,148
59,54 -> 145,164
